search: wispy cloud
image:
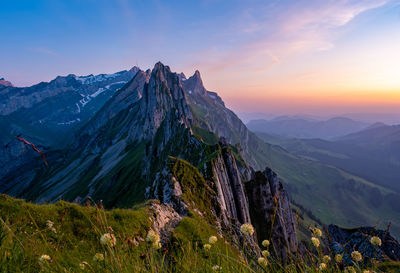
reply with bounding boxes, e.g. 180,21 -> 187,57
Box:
28,47 -> 58,56
188,0 -> 391,73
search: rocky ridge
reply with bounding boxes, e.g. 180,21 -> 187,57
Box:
1,62 -> 299,261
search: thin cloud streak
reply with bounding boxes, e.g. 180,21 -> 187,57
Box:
187,0 -> 390,73
28,47 -> 58,56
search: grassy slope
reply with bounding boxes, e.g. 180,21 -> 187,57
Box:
0,193 -> 247,273
253,133 -> 400,238
256,131 -> 400,193
2,195 -> 398,273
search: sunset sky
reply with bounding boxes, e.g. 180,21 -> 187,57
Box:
1,0 -> 400,116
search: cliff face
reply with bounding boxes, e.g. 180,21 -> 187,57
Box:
245,168 -> 298,261
211,139 -> 251,225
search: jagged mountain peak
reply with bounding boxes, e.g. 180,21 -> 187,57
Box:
128,66 -> 140,73
183,69 -> 206,95
194,70 -> 201,77
149,62 -> 178,88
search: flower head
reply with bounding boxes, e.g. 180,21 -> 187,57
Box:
311,237 -> 320,248
322,255 -> 331,263
257,257 -> 268,267
319,263 -> 327,271
312,227 -> 323,237
334,254 -> 343,263
100,233 -> 116,247
204,243 -> 212,250
79,263 -> 85,270
351,251 -> 362,262
240,223 -> 255,236
146,230 -> 160,244
93,253 -> 104,262
370,236 -> 382,246
46,220 -> 54,228
146,230 -> 162,249
212,265 -> 222,271
262,239 -> 270,247
209,236 -> 218,244
262,250 -> 270,258
39,254 -> 51,263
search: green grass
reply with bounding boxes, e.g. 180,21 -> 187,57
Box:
168,157 -> 216,222
192,125 -> 219,145
2,194 -> 399,272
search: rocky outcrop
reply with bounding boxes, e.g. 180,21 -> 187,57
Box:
211,152 -> 240,226
149,201 -> 182,245
150,136 -> 297,261
328,225 -> 400,263
245,168 -> 298,261
215,138 -> 251,225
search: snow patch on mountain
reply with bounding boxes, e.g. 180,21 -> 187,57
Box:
78,81 -> 127,107
74,72 -> 124,84
90,88 -> 105,98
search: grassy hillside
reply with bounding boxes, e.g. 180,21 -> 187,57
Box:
0,194 -> 245,273
252,133 -> 400,239
2,194 -> 398,273
256,126 -> 400,193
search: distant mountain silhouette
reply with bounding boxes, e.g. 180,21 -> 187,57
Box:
247,116 -> 369,139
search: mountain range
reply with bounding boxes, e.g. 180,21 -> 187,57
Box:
1,62 -> 399,241
255,122 -> 400,193
247,116 -> 370,140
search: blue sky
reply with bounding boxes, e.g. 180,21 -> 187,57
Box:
1,0 -> 400,115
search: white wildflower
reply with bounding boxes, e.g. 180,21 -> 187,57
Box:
240,223 -> 255,236
209,236 -> 218,244
100,233 -> 116,247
